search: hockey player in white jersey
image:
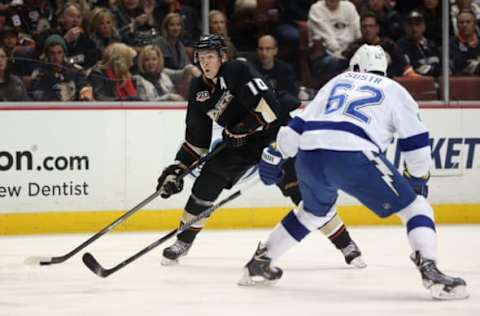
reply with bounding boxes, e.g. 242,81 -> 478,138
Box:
238,44 -> 469,300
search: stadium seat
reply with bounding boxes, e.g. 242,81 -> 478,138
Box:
439,76 -> 480,101
393,76 -> 439,100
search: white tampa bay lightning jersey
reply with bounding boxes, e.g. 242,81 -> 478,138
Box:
277,71 -> 432,177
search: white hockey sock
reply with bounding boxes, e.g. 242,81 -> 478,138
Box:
265,222 -> 299,261
406,227 -> 437,260
265,205 -> 336,261
396,196 -> 437,261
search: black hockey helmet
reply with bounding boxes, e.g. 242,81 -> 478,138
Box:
193,34 -> 227,63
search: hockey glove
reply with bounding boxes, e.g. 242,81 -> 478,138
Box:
258,143 -> 287,185
403,169 -> 430,198
222,122 -> 251,148
156,163 -> 186,198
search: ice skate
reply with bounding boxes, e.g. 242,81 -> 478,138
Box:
161,239 -> 192,265
341,241 -> 367,269
411,251 -> 469,300
238,242 -> 283,286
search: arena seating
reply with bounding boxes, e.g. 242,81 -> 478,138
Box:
393,76 -> 439,101
439,76 -> 480,101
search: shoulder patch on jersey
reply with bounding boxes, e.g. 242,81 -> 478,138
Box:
196,90 -> 210,102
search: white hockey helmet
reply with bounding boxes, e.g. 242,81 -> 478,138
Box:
349,44 -> 388,75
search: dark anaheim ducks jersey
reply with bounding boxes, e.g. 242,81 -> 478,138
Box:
183,59 -> 284,151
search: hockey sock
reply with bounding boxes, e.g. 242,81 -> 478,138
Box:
396,196 -> 437,260
265,210 -> 308,261
318,213 -> 352,249
177,225 -> 203,244
176,194 -> 212,244
266,206 -> 335,261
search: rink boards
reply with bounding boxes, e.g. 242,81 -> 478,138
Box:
1,102 -> 479,234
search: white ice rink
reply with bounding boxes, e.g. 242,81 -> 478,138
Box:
1,226 -> 479,316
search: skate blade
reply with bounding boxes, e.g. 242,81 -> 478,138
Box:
237,268 -> 279,286
430,284 -> 469,300
349,256 -> 367,269
161,256 -> 179,266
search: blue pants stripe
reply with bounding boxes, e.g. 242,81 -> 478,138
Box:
406,215 -> 436,233
281,210 -> 310,242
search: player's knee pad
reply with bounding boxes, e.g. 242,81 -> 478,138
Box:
396,196 -> 435,233
281,202 -> 336,241
183,194 -> 214,228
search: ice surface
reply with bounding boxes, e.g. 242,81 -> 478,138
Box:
1,226 -> 479,316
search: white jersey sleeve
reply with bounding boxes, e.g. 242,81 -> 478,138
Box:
390,82 -> 432,177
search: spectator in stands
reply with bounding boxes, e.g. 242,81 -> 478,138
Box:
343,12 -> 417,78
253,34 -> 297,96
37,2 -> 98,69
360,0 -> 404,40
112,0 -> 156,48
274,0 -> 315,54
88,7 -> 121,57
88,42 -> 152,100
5,0 -> 57,40
0,45 -> 30,101
153,0 -> 200,49
209,10 -> 237,60
0,25 -> 35,87
415,0 -> 443,47
398,11 -> 442,77
308,0 -> 361,85
154,12 -> 201,96
30,34 -> 93,101
136,44 -> 184,101
67,0 -> 94,19
451,0 -> 480,36
154,12 -> 196,71
450,10 -> 480,75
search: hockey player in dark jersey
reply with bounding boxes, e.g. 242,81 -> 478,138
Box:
156,34 -> 365,267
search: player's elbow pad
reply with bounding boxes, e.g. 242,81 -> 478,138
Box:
403,147 -> 432,177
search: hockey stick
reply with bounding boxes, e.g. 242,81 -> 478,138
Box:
24,144 -> 226,266
82,179 -> 259,278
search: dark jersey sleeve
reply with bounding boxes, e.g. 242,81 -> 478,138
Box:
174,78 -> 213,167
185,82 -> 213,148
226,60 -> 282,132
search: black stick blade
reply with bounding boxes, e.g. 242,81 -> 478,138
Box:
82,253 -> 110,278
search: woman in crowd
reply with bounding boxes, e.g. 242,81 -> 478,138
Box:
88,42 -> 152,101
209,10 -> 237,59
153,12 -> 200,96
88,7 -> 122,57
136,44 -> 184,101
154,12 -> 192,70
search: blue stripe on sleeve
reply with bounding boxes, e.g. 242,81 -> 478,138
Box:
399,132 -> 430,152
406,215 -> 436,233
287,117 -> 306,134
281,210 -> 310,241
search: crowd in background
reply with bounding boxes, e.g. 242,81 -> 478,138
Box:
0,0 -> 479,102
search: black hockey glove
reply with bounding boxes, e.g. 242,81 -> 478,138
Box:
222,122 -> 251,148
156,163 -> 185,198
403,169 -> 430,198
